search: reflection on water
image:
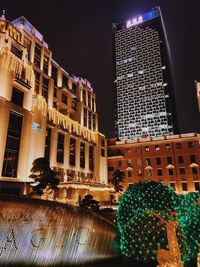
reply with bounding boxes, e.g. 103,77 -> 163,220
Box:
0,196 -> 118,266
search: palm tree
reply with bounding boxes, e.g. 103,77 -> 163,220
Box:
112,169 -> 125,193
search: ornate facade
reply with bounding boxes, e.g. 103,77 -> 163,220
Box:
0,16 -> 111,204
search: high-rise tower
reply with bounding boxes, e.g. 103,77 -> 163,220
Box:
113,7 -> 178,140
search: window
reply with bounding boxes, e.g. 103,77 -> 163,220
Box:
138,70 -> 144,74
101,139 -> 105,147
88,111 -> 92,130
88,92 -> 91,108
54,87 -> 57,98
118,160 -> 122,167
84,107 -> 87,127
89,146 -> 94,170
72,100 -> 77,110
156,157 -> 161,165
2,112 -> 23,177
155,145 -> 160,151
43,55 -> 49,75
136,147 -> 141,152
176,143 -> 182,149
57,133 -> 64,163
190,155 -> 196,163
92,97 -> 95,111
42,77 -> 49,101
178,156 -> 184,164
145,146 -> 150,152
23,36 -> 31,60
108,166 -> 114,172
93,114 -> 96,130
157,169 -> 163,176
127,159 -> 132,167
45,127 -> 51,160
146,158 -> 151,166
165,144 -> 171,151
179,168 -> 185,175
101,148 -> 105,157
62,75 -> 68,88
128,170 -> 132,177
62,94 -> 67,104
34,43 -> 42,68
167,157 -> 172,164
192,167 -> 198,175
34,71 -> 40,94
80,143 -> 85,168
147,170 -> 152,177
194,182 -> 200,191
71,83 -> 76,94
11,87 -> 24,107
69,138 -> 76,166
182,182 -> 188,191
188,142 -> 194,148
51,64 -> 57,86
168,169 -> 174,176
137,159 -> 142,167
11,44 -> 22,59
83,90 -> 86,105
138,170 -> 142,177
170,182 -> 176,190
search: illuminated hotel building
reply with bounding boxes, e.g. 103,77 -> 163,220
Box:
107,133 -> 200,194
113,6 -> 178,140
0,15 -> 111,203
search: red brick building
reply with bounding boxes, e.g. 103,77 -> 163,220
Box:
107,133 -> 200,194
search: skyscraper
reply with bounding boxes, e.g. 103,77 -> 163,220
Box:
113,6 -> 178,140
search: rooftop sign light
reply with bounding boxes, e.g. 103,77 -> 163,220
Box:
127,16 -> 143,28
126,9 -> 159,28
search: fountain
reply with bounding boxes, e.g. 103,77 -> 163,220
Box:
0,195 -> 118,265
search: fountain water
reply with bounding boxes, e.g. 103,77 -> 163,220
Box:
0,196 -> 118,265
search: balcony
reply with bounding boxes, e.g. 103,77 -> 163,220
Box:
15,74 -> 31,89
62,85 -> 77,99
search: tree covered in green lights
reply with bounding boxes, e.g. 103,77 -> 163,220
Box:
117,181 -> 200,264
117,181 -> 180,231
178,192 -> 200,261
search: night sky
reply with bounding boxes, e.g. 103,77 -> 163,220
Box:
2,0 -> 200,137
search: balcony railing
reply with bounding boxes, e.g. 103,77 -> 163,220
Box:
15,72 -> 31,89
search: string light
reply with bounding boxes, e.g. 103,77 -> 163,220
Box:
116,181 -> 200,263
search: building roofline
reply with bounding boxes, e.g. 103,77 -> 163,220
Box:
107,133 -> 199,146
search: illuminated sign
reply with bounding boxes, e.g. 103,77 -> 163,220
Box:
126,9 -> 159,28
32,122 -> 42,132
127,16 -> 143,28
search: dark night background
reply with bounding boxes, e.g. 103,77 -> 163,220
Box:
2,0 -> 200,137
